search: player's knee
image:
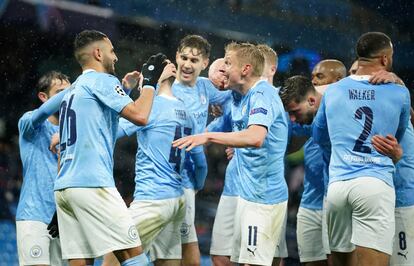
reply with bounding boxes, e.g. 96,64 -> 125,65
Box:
182,256 -> 200,266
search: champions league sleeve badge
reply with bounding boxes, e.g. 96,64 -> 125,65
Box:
115,85 -> 127,96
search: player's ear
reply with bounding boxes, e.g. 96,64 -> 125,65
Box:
241,64 -> 252,76
308,95 -> 316,107
93,46 -> 102,62
202,58 -> 209,70
38,91 -> 48,103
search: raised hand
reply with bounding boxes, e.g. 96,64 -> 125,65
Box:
141,53 -> 168,88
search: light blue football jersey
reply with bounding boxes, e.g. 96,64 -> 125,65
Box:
16,89 -> 69,223
207,92 -> 242,196
232,80 -> 288,204
290,122 -> 325,209
172,77 -> 231,189
313,75 -> 411,187
395,122 -> 414,207
55,70 -> 132,190
118,95 -> 194,200
301,138 -> 325,209
16,113 -> 59,224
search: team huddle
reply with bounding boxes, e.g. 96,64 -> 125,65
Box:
15,29 -> 413,266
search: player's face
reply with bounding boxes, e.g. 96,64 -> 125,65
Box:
101,38 -> 118,75
176,47 -> 208,86
48,79 -> 70,98
286,99 -> 315,125
224,51 -> 243,89
210,61 -> 228,90
311,65 -> 336,86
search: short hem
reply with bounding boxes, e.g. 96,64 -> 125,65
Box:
330,247 -> 356,253
62,243 -> 138,259
181,239 -> 198,245
353,242 -> 392,256
151,255 -> 181,261
210,249 -> 232,256
300,255 -> 328,262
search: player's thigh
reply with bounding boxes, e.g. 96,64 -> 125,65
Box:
390,205 -> 414,265
16,220 -> 52,266
210,195 -> 238,256
296,207 -> 327,263
181,188 -> 197,244
232,198 -> 287,265
57,188 -> 140,259
326,181 -> 354,253
349,177 -> 395,255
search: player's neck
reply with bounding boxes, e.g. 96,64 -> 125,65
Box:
239,76 -> 261,95
157,83 -> 174,97
355,64 -> 385,76
82,62 -> 105,73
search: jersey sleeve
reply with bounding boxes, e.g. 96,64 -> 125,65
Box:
204,78 -> 231,105
312,94 -> 330,145
19,89 -> 69,139
118,117 -> 143,137
247,90 -> 275,129
395,88 -> 411,141
93,74 -> 133,113
18,112 -> 36,139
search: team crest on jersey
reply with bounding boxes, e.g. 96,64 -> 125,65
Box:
30,245 -> 42,258
128,225 -> 138,240
115,85 -> 126,96
200,94 -> 207,105
180,223 -> 190,236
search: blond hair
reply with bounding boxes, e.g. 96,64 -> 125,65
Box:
256,44 -> 278,68
225,42 -> 264,77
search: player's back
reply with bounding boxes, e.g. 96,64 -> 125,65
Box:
323,75 -> 410,186
119,95 -> 190,200
233,80 -> 288,204
55,70 -> 132,190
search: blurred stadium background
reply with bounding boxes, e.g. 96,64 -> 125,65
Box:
0,0 -> 413,265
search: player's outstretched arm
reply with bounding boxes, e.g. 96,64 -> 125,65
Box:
121,53 -> 167,126
173,125 -> 267,151
371,134 -> 403,164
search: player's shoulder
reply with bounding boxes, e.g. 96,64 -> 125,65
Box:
82,71 -> 119,84
18,110 -> 34,125
251,80 -> 276,97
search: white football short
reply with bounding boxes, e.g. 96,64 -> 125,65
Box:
210,195 -> 238,256
326,177 -> 395,255
231,197 -> 287,265
129,195 -> 185,261
181,188 -> 198,244
55,187 -> 140,259
16,220 -> 66,266
296,207 -> 329,262
390,205 -> 414,266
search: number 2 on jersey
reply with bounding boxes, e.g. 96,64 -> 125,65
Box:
353,106 -> 373,154
59,94 -> 77,152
